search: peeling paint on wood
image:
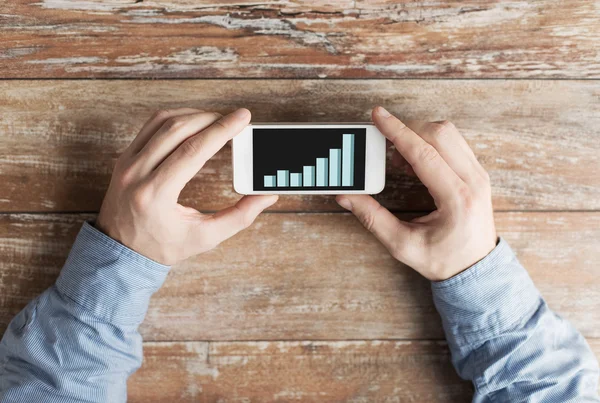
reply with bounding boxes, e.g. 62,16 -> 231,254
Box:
1,0 -> 599,78
2,0 -> 599,398
1,212 -> 598,341
0,80 -> 598,212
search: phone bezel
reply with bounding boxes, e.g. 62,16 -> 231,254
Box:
232,123 -> 386,195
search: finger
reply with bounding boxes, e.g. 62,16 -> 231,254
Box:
430,120 -> 477,160
134,111 -> 222,175
154,108 -> 251,196
404,120 -> 484,185
432,120 -> 489,180
372,106 -> 464,205
126,108 -> 203,155
199,195 -> 278,248
336,194 -> 413,262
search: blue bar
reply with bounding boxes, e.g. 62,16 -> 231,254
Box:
277,170 -> 289,187
316,158 -> 328,186
303,166 -> 315,186
290,173 -> 302,187
264,175 -> 276,187
342,133 -> 355,186
329,149 -> 341,186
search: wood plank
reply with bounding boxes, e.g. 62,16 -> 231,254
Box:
1,80 -> 598,212
129,339 -> 600,401
128,340 -> 473,402
1,212 -> 598,341
2,1 -> 599,78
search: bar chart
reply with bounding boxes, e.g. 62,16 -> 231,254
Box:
253,128 -> 366,191
263,134 -> 356,189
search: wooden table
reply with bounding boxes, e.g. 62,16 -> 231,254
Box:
1,1 -> 599,401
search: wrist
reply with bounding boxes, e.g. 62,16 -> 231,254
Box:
431,238 -> 541,348
94,217 -> 117,243
57,222 -> 171,325
445,236 -> 498,281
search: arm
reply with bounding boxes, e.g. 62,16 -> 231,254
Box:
0,108 -> 277,402
0,222 -> 169,402
433,238 -> 600,401
338,107 -> 599,401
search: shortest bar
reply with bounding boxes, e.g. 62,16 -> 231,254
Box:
290,173 -> 302,187
264,175 -> 276,187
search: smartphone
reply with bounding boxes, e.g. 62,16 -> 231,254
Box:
232,123 -> 386,195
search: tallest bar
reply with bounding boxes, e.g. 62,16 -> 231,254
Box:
342,133 -> 355,186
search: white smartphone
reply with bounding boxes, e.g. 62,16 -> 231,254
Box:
232,123 -> 386,195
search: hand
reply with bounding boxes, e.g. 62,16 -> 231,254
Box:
96,108 -> 278,265
336,106 -> 497,281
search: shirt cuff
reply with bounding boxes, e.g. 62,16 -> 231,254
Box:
431,238 -> 543,349
56,222 -> 171,326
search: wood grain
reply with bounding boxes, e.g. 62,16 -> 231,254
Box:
129,339 -> 600,402
128,340 -> 473,402
2,0 -> 598,396
1,1 -> 599,78
1,212 -> 598,341
1,79 -> 598,213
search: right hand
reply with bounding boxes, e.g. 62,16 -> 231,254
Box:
336,106 -> 497,281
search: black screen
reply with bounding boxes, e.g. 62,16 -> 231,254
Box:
252,128 -> 366,191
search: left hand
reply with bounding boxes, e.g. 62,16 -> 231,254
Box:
96,108 -> 278,265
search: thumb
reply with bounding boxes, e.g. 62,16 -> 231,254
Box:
200,195 -> 278,247
336,194 -> 412,261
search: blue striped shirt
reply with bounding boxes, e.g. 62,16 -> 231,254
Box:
1,222 -> 599,401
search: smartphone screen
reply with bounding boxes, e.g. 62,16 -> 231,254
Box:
252,128 -> 367,191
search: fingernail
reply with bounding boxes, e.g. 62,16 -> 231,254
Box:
375,106 -> 391,118
336,196 -> 352,210
232,108 -> 250,120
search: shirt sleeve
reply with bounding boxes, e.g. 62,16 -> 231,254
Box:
432,238 -> 600,402
0,222 -> 170,403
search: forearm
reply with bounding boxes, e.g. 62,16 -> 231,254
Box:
0,223 -> 170,402
0,107 -> 272,402
432,238 -> 600,401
